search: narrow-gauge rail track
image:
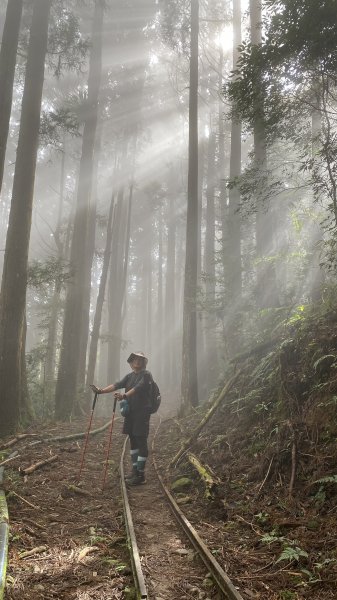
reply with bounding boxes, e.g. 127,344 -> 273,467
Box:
120,421 -> 244,600
120,438 -> 147,599
2,418 -> 245,599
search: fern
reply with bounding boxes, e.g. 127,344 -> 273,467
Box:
276,546 -> 308,564
315,475 -> 337,485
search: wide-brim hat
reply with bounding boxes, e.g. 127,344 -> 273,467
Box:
127,351 -> 148,365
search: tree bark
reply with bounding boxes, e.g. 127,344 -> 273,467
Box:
45,143 -> 66,384
203,129 -> 218,393
250,0 -> 279,310
77,126 -> 102,396
107,187 -> 127,382
55,0 -> 104,420
181,0 -> 199,409
85,195 -> 115,399
226,0 -> 242,353
165,187 -> 177,390
156,204 -> 164,382
0,0 -> 23,196
0,0 -> 51,436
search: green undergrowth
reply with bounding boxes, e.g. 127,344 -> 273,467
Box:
163,298 -> 337,597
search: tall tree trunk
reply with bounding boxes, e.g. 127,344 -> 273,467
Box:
20,312 -> 33,423
0,0 -> 23,196
55,0 -> 104,420
76,202 -> 97,404
0,0 -> 51,436
45,143 -> 66,384
308,89 -> 324,301
86,195 -> 115,399
165,191 -> 177,390
156,204 -> 164,383
203,129 -> 218,393
226,0 -> 242,352
107,188 -> 127,382
121,180 -> 133,325
146,211 -> 153,355
77,127 -> 102,397
181,0 -> 199,409
250,0 -> 279,310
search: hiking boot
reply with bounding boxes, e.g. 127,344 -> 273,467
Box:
124,466 -> 138,482
126,470 -> 146,486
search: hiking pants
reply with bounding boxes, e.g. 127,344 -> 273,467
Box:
129,434 -> 148,458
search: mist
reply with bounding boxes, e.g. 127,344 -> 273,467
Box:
0,0 -> 335,432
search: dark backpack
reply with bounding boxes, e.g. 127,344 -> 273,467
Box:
149,378 -> 161,414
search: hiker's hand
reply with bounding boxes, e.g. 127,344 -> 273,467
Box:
114,392 -> 124,401
90,384 -> 103,394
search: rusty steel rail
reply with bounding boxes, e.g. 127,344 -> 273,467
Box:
120,438 -> 148,599
152,425 -> 244,600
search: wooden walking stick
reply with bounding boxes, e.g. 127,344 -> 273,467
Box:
101,396 -> 118,490
77,391 -> 98,483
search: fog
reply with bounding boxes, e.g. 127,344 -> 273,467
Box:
0,0 -> 335,431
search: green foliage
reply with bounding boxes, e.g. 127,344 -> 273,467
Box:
261,530 -> 308,565
255,511 -> 270,525
276,546 -> 308,564
39,108 -> 80,146
226,0 -> 337,269
47,4 -> 89,77
314,474 -> 337,485
313,355 -> 337,374
280,591 -> 297,600
286,305 -> 306,325
160,0 -> 190,55
28,257 -> 71,289
228,0 -> 337,133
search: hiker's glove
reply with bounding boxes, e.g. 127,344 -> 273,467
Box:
90,384 -> 103,394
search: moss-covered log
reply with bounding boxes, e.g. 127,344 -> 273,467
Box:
188,453 -> 219,500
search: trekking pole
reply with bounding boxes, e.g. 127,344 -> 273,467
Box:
101,396 -> 118,490
77,391 -> 98,483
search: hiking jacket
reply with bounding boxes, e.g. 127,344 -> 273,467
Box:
114,369 -> 152,436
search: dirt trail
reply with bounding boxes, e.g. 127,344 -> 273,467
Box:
2,419 -> 221,600
127,445 -> 220,599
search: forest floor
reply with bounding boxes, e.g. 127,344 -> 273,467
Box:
2,418 -> 221,600
3,304 -> 337,600
3,418 -> 132,600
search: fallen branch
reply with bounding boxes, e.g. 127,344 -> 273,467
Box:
187,453 -> 219,500
256,455 -> 274,498
10,491 -> 39,510
169,370 -> 241,467
43,420 -> 113,443
0,434 -> 38,450
15,420 -> 113,455
19,546 -> 47,559
20,455 -> 58,475
0,452 -> 20,468
23,518 -> 45,531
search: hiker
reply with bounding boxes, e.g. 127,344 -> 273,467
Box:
90,351 -> 152,486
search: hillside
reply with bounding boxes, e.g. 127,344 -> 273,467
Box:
157,303 -> 337,599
